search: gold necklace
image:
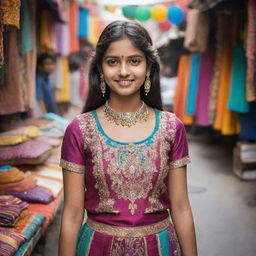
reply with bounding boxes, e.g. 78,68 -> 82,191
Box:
103,101 -> 149,127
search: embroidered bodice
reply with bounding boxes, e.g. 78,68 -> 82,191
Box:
60,109 -> 190,227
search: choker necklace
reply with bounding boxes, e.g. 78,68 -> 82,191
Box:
103,101 -> 149,127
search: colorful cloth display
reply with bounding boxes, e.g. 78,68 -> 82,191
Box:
0,137 -> 52,165
0,196 -> 28,227
0,135 -> 30,146
0,228 -> 25,256
2,187 -> 54,204
0,126 -> 41,139
69,2 -> 79,53
0,172 -> 37,194
0,167 -> 25,185
2,0 -> 21,28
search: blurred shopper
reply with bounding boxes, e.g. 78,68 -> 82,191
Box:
59,20 -> 197,256
36,53 -> 59,114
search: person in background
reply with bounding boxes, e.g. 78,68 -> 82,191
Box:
36,53 -> 59,114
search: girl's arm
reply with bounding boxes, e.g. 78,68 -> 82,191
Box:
58,169 -> 85,256
168,166 -> 198,256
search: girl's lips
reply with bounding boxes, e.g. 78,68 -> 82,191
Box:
115,79 -> 134,87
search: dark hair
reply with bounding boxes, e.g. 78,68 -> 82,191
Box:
37,53 -> 56,66
82,20 -> 163,113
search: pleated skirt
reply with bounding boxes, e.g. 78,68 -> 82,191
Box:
76,221 -> 181,256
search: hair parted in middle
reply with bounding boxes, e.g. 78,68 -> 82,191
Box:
82,19 -> 163,113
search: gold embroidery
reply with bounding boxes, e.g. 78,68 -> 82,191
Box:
111,237 -> 146,256
87,217 -> 170,237
145,112 -> 176,213
77,113 -> 117,213
60,159 -> 85,174
169,156 -> 191,169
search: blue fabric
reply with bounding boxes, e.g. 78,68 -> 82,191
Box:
36,72 -> 59,114
228,42 -> 249,113
186,54 -> 201,115
43,112 -> 69,131
79,8 -> 89,38
239,102 -> 256,141
76,224 -> 94,256
19,0 -> 33,54
158,229 -> 170,256
0,165 -> 12,171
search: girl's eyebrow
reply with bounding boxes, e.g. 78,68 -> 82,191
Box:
104,54 -> 144,59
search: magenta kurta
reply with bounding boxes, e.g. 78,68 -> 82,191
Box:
60,109 -> 191,256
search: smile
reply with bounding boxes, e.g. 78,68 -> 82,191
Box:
115,79 -> 135,87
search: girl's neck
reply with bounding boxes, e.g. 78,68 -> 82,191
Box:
108,94 -> 143,113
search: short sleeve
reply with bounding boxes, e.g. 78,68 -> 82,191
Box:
168,116 -> 191,169
59,117 -> 85,174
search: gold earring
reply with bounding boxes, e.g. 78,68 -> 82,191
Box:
100,73 -> 106,97
144,71 -> 151,96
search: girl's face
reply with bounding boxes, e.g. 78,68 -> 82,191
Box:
102,37 -> 147,98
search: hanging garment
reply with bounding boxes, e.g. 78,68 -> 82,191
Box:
56,22 -> 70,56
184,10 -> 209,53
186,54 -> 201,115
173,55 -> 193,125
69,2 -> 79,53
79,8 -> 89,38
40,9 -> 56,52
195,50 -> 214,126
2,0 -> 21,28
228,42 -> 249,113
19,0 -> 32,54
0,28 -> 25,115
246,0 -> 256,101
79,65 -> 89,102
213,47 -> 240,135
239,102 -> 256,141
0,1 -> 4,67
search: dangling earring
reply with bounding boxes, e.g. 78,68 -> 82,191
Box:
100,73 -> 106,97
144,71 -> 151,96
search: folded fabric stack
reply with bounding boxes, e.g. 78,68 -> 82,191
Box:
0,166 -> 54,204
0,196 -> 28,227
0,228 -> 25,256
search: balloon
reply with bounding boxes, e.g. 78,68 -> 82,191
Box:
122,5 -> 137,19
167,5 -> 185,26
135,6 -> 151,22
159,20 -> 172,31
151,4 -> 168,22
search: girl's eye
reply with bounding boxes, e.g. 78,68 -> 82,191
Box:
107,59 -> 118,65
129,58 -> 141,65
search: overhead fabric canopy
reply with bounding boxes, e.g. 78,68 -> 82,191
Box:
96,0 -> 177,6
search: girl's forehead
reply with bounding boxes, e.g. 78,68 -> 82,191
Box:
104,38 -> 144,57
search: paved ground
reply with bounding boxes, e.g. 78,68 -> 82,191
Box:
32,131 -> 256,256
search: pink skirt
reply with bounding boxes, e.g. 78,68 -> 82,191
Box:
76,218 -> 181,256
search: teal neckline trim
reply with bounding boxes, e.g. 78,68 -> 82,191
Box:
92,108 -> 160,145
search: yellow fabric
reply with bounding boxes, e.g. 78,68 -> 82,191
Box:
173,55 -> 194,125
0,167 -> 25,185
0,135 -> 29,146
88,16 -> 100,45
2,0 -> 21,28
213,48 -> 240,135
55,57 -> 70,102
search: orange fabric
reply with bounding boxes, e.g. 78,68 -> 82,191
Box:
0,167 -> 25,185
173,55 -> 193,125
2,0 -> 20,28
213,48 -> 240,135
69,2 -> 79,53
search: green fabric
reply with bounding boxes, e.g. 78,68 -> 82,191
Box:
158,229 -> 170,255
76,224 -> 94,256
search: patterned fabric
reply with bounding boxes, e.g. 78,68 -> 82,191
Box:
7,212 -> 45,240
2,187 -> 54,204
60,110 -> 190,227
0,167 -> 24,185
76,222 -> 181,256
0,137 -> 52,165
0,172 -> 37,193
0,0 -> 4,67
0,196 -> 28,227
0,228 -> 25,256
2,0 -> 21,28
